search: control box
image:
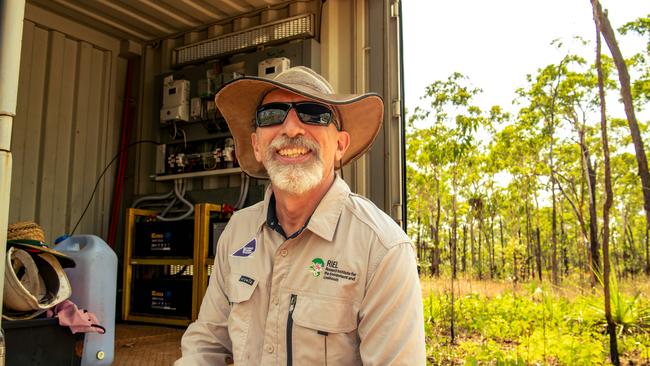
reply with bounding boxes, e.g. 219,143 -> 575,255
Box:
160,78 -> 190,123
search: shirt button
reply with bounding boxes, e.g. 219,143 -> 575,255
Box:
280,249 -> 288,257
264,344 -> 274,353
273,296 -> 279,305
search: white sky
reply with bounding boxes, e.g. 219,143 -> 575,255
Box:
402,0 -> 650,121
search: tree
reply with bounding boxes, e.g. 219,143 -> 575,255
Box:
591,0 -> 620,363
593,2 -> 650,281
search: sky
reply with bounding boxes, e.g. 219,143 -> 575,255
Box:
402,0 -> 650,121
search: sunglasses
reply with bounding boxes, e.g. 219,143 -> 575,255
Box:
255,102 -> 339,130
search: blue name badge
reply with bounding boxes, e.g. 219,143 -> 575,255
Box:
232,239 -> 256,257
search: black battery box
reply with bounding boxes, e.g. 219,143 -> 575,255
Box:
131,277 -> 193,318
134,219 -> 194,257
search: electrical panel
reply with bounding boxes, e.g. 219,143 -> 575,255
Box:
154,39 -> 321,178
258,57 -> 290,79
160,78 -> 190,123
155,137 -> 237,176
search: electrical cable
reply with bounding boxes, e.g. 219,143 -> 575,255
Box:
234,174 -> 250,209
233,173 -> 245,208
156,178 -> 194,221
132,189 -> 174,208
70,139 -> 159,236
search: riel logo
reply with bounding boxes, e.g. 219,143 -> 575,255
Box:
308,258 -> 325,277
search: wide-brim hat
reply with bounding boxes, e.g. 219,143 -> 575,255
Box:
7,222 -> 75,268
3,247 -> 72,320
215,66 -> 384,179
6,239 -> 76,269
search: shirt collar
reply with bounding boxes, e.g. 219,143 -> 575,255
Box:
257,175 -> 350,242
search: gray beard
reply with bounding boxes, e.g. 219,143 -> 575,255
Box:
264,135 -> 324,195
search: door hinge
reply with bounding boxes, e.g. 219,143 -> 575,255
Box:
390,1 -> 400,18
392,99 -> 401,118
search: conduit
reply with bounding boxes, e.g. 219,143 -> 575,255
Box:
0,0 -> 27,319
107,58 -> 135,247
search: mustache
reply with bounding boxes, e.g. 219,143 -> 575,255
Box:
268,135 -> 320,155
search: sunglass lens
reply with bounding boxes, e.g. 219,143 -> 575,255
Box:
296,103 -> 333,125
257,103 -> 290,126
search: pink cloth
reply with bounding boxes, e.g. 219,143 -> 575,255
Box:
47,299 -> 105,334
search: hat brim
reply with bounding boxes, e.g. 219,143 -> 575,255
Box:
7,239 -> 76,268
215,76 -> 384,179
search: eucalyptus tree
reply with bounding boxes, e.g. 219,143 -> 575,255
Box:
592,1 -> 620,362
619,15 -> 650,108
594,4 -> 650,286
619,14 -> 650,274
517,55 -> 581,284
408,72 -> 484,277
488,119 -> 546,280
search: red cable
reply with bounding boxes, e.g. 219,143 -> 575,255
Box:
107,59 -> 135,247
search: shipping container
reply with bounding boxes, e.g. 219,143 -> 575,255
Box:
0,0 -> 404,361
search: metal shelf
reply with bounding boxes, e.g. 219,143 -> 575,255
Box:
122,207 -> 202,325
153,167 -> 241,181
129,258 -> 193,266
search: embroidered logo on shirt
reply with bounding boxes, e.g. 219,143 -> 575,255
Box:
232,239 -> 256,257
239,275 -> 255,286
308,258 -> 325,277
308,258 -> 358,282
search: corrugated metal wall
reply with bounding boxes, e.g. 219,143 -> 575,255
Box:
10,9 -> 125,243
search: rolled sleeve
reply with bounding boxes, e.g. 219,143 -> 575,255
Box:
175,255 -> 233,365
358,242 -> 426,365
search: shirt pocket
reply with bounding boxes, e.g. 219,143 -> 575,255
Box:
227,273 -> 258,362
291,295 -> 361,365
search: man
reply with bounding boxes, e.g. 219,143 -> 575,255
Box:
176,66 -> 425,365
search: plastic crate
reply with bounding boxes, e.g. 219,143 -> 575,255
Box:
2,317 -> 84,366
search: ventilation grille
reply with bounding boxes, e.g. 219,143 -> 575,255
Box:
170,264 -> 194,276
173,13 -> 315,66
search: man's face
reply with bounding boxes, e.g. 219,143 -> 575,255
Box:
251,89 -> 350,195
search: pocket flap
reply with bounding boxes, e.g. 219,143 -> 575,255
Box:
227,273 -> 258,303
292,296 -> 357,333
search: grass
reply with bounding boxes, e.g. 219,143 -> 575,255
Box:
421,275 -> 650,365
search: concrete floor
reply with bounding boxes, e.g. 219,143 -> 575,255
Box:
114,323 -> 184,366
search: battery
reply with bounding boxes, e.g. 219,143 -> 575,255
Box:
134,220 -> 194,257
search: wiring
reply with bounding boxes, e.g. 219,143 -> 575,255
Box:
70,139 -> 159,236
233,173 -> 250,209
156,179 -> 194,221
132,189 -> 175,208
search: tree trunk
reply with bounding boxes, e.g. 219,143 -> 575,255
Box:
478,220 -> 483,280
430,223 -> 438,276
591,3 -> 620,362
416,212 -> 422,271
560,201 -> 568,277
489,215 -> 495,279
625,224 -> 635,277
551,176 -> 559,284
462,224 -> 467,272
434,193 -> 441,276
525,200 -> 532,280
471,219 -> 476,272
500,219 -> 506,274
581,128 -> 600,285
595,0 -> 650,280
515,229 -> 520,283
452,207 -> 458,279
535,227 -> 543,281
647,229 -> 650,276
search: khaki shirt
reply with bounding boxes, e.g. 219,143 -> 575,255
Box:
176,176 -> 426,365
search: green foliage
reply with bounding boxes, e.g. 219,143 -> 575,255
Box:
592,266 -> 650,336
423,282 -> 650,365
